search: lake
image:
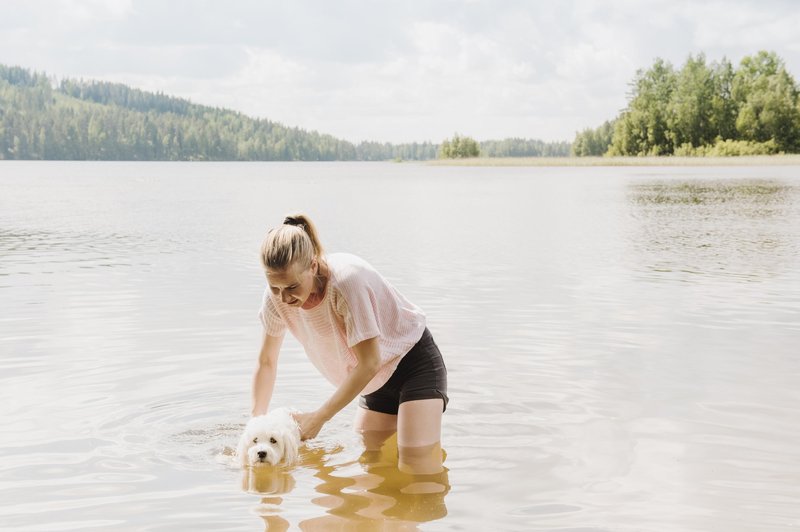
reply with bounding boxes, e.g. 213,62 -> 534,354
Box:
1,161 -> 799,531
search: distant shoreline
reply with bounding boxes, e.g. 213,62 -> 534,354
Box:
428,155 -> 800,167
3,155 -> 800,166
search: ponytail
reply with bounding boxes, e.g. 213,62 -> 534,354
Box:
260,213 -> 325,271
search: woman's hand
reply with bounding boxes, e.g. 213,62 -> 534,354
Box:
292,410 -> 327,441
293,337 -> 383,441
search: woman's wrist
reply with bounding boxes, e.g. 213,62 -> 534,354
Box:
314,405 -> 335,424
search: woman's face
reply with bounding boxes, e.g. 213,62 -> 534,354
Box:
266,260 -> 317,307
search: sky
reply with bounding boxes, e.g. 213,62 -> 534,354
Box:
2,0 -> 800,144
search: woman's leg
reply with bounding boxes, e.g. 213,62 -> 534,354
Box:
397,398 -> 444,475
354,406 -> 397,451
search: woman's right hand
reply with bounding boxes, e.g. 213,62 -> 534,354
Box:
292,410 -> 327,440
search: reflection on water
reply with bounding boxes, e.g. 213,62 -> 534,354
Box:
627,179 -> 797,282
629,179 -> 789,206
242,465 -> 295,531
242,435 -> 449,530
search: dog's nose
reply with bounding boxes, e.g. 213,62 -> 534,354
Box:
257,451 -> 267,460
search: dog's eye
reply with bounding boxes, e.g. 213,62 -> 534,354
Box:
270,437 -> 277,444
252,438 -> 258,444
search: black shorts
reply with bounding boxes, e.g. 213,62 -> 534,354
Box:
359,327 -> 449,415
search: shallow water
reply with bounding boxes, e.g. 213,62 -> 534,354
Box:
1,161 -> 799,531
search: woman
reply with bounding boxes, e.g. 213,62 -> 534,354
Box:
252,214 -> 448,474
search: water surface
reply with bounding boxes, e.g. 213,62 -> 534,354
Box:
1,161 -> 799,531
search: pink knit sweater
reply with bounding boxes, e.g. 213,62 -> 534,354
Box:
259,253 -> 426,394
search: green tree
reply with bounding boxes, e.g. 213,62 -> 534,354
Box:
482,137 -> 570,157
572,120 -> 615,156
609,59 -> 677,155
732,51 -> 800,150
438,133 -> 480,158
709,58 -> 737,141
667,54 -> 715,148
603,51 -> 800,155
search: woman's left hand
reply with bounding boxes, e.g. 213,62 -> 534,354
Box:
292,410 -> 326,441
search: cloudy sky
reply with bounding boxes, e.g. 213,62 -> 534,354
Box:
2,0 -> 799,143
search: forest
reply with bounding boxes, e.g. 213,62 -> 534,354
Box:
573,51 -> 800,156
0,65 -> 568,161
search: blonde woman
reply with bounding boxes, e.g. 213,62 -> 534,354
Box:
252,214 -> 448,474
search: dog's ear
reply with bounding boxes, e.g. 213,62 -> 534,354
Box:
236,428 -> 251,466
281,428 -> 299,465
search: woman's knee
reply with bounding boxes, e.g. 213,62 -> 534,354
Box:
398,441 -> 444,475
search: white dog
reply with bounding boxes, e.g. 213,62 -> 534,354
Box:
236,408 -> 301,467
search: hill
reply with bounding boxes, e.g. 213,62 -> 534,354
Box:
0,65 -> 569,161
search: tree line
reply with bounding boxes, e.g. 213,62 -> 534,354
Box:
0,64 -> 567,161
436,134 -> 570,158
573,51 -> 800,156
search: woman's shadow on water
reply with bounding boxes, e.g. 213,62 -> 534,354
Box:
241,433 -> 450,531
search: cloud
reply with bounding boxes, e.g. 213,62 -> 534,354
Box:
1,0 -> 799,143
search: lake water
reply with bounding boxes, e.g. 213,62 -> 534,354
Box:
1,161 -> 799,531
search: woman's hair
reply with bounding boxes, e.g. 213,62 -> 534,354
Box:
260,214 -> 325,271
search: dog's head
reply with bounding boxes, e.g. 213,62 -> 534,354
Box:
237,409 -> 300,467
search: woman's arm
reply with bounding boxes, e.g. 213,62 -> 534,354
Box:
293,336 -> 382,440
251,331 -> 284,416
